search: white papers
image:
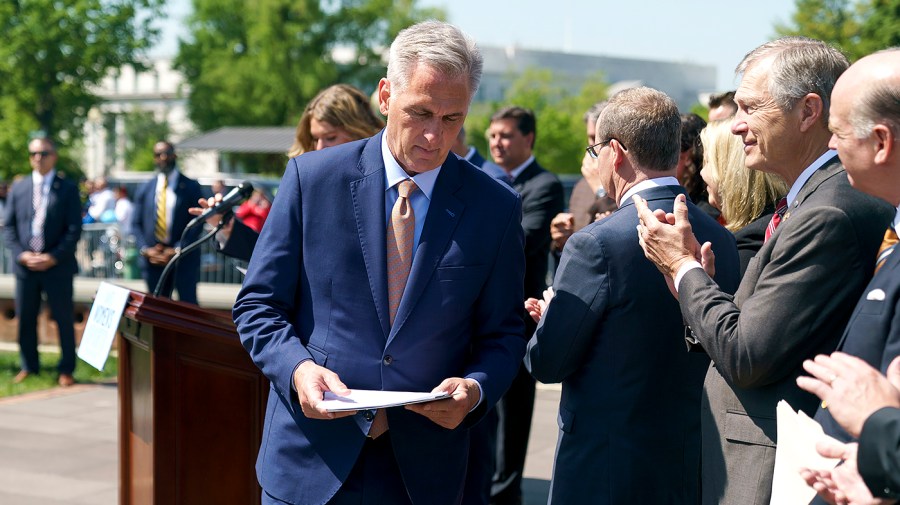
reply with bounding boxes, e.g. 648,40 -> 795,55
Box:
769,400 -> 842,505
319,389 -> 450,412
77,282 -> 131,371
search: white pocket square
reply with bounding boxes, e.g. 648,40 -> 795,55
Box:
867,289 -> 886,301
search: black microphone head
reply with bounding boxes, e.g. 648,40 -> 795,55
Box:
237,181 -> 254,197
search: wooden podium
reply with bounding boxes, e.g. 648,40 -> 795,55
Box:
117,291 -> 268,505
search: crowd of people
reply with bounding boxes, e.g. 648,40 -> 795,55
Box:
6,18 -> 900,505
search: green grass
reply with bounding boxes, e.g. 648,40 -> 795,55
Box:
0,350 -> 117,398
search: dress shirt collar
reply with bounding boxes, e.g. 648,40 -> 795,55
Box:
893,206 -> 900,231
462,146 -> 477,161
32,169 -> 55,187
785,149 -> 837,207
503,155 -> 535,182
157,168 -> 181,188
619,176 -> 681,206
381,133 -> 440,200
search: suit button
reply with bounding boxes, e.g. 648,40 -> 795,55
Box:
383,355 -> 393,366
363,410 -> 374,421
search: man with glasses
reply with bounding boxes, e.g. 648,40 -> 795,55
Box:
523,87 -> 739,504
131,141 -> 203,304
4,137 -> 82,386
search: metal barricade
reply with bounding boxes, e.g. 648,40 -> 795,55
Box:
0,224 -> 246,284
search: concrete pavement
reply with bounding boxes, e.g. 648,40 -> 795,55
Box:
0,380 -> 561,504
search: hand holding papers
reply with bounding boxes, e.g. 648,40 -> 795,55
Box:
320,390 -> 450,412
769,401 -> 841,505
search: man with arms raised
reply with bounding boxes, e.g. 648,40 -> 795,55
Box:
634,37 -> 893,504
233,21 -> 527,505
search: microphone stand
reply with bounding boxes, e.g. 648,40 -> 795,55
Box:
152,211 -> 233,298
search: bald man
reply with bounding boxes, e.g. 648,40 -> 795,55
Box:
801,48 -> 900,503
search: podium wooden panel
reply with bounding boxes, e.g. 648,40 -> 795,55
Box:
117,291 -> 268,505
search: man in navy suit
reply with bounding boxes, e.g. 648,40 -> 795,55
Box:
524,87 -> 740,504
131,141 -> 203,304
795,48 -> 900,505
233,21 -> 527,505
4,137 -> 82,386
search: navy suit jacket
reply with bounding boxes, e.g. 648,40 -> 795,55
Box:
233,132 -> 527,505
3,173 -> 82,277
131,171 -> 203,276
526,185 -> 740,504
816,233 -> 900,442
218,217 -> 258,262
511,160 -> 565,298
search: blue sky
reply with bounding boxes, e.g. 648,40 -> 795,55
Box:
152,0 -> 797,91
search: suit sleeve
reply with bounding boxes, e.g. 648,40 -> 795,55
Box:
131,184 -> 149,250
233,159 -> 313,408
857,407 -> 900,499
3,185 -> 23,261
218,217 -> 259,262
48,182 -> 83,262
462,195 -> 528,416
526,230 -> 608,383
679,207 -> 868,388
521,176 -> 564,257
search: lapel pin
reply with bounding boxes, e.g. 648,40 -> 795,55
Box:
445,209 -> 455,218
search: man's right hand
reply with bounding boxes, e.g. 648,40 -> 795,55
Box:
188,194 -> 235,239
292,360 -> 355,419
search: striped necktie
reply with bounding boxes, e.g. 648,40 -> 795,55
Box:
764,197 -> 788,243
29,177 -> 45,252
155,175 -> 167,243
875,227 -> 899,274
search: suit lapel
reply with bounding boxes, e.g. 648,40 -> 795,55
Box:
785,155 -> 843,220
351,134 -> 391,341
390,155 -> 465,339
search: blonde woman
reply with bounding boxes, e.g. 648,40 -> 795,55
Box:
700,119 -> 788,275
288,84 -> 385,157
193,84 -> 385,261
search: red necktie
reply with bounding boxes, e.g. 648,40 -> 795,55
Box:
764,197 -> 788,243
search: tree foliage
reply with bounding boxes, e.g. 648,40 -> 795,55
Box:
175,0 -> 443,132
0,0 -> 163,179
776,0 -> 900,60
465,69 -> 609,175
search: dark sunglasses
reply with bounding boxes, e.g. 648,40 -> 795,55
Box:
29,150 -> 54,157
153,151 -> 174,158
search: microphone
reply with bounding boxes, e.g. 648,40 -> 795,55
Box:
187,181 -> 254,229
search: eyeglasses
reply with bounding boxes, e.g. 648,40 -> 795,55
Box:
586,138 -> 625,159
28,150 -> 54,158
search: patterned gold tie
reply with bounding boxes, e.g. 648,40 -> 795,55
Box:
155,175 -> 167,243
370,179 -> 417,440
386,179 -> 417,325
875,227 -> 899,274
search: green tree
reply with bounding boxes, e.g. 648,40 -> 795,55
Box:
466,69 -> 609,175
0,0 -> 163,179
776,0 -> 900,60
175,0 -> 443,132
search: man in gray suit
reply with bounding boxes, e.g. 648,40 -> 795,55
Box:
634,37 -> 894,504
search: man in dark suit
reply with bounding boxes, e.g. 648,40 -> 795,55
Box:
131,141 -> 203,304
485,105 -> 564,505
634,37 -> 894,505
4,137 -> 82,386
232,21 -> 527,505
793,48 -> 900,505
525,87 -> 740,503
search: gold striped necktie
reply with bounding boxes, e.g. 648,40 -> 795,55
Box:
155,175 -> 167,243
875,227 -> 899,274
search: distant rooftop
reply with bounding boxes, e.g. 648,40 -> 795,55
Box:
177,126 -> 295,153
